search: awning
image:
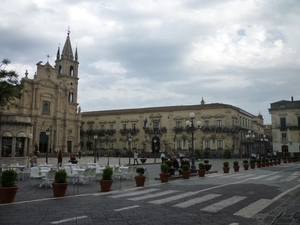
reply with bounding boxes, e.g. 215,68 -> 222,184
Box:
17,132 -> 26,137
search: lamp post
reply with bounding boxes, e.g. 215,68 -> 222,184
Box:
93,134 -> 98,163
246,130 -> 255,156
45,128 -> 51,164
128,137 -> 132,165
186,112 -> 201,173
260,135 -> 268,155
153,138 -> 157,164
27,133 -> 33,168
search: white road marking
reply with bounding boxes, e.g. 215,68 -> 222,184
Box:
173,194 -> 221,208
201,196 -> 246,212
219,174 -> 243,178
51,216 -> 87,224
114,205 -> 140,211
233,174 -> 255,179
235,183 -> 300,218
283,176 -> 298,181
249,175 -> 269,180
234,199 -> 273,218
265,175 -> 281,181
149,191 -> 196,204
109,188 -> 159,198
128,190 -> 178,201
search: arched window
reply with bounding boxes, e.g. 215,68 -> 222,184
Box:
69,92 -> 73,102
70,66 -> 74,76
58,65 -> 62,74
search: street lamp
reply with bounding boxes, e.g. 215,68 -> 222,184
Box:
186,112 -> 201,173
27,133 -> 33,168
246,130 -> 255,156
153,138 -> 157,163
128,137 -> 132,165
45,128 -> 51,164
93,134 -> 98,163
260,135 -> 268,155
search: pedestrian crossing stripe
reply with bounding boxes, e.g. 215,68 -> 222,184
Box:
173,194 -> 221,208
234,199 -> 273,218
109,188 -> 159,198
149,191 -> 196,205
128,190 -> 179,201
201,196 -> 246,212
265,175 -> 281,181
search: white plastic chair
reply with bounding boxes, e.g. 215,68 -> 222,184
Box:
113,166 -> 122,179
89,168 -> 96,182
79,168 -> 91,185
30,167 -> 43,185
40,170 -> 56,189
124,166 -> 133,180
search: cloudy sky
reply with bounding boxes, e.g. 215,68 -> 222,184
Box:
1,0 -> 299,124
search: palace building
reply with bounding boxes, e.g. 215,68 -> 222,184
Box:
80,99 -> 267,158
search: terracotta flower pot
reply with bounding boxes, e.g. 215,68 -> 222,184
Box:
134,176 -> 146,187
243,165 -> 249,170
100,179 -> 113,192
52,182 -> 68,197
223,167 -> 230,173
233,166 -> 240,172
198,169 -> 206,177
159,173 -> 170,183
250,164 -> 255,169
257,163 -> 261,168
0,186 -> 19,204
182,171 -> 190,179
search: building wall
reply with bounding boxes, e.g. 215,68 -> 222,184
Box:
81,102 -> 266,158
269,98 -> 300,155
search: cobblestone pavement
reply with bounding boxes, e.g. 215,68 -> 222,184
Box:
1,157 -> 300,224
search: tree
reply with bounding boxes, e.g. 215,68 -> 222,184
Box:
0,59 -> 23,109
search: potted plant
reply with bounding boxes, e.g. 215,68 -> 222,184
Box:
204,159 -> 212,171
69,156 -> 78,164
0,169 -> 18,204
198,163 -> 206,177
52,170 -> 68,197
250,159 -> 256,169
256,159 -> 262,168
277,158 -> 281,164
243,160 -> 249,170
159,163 -> 170,183
233,161 -> 240,172
181,164 -> 190,179
265,158 -> 270,166
261,158 -> 266,167
273,158 -> 278,165
100,167 -> 113,192
269,158 -> 273,166
223,161 -> 230,173
134,167 -> 146,187
164,160 -> 174,176
282,157 -> 287,163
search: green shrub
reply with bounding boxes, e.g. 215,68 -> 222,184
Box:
198,163 -> 205,170
164,160 -> 173,168
223,161 -> 229,167
182,164 -> 190,171
233,161 -> 239,166
136,167 -> 145,176
223,149 -> 232,158
54,170 -> 67,183
0,169 -> 18,187
256,159 -> 261,163
204,159 -> 209,164
243,160 -> 249,164
160,163 -> 169,173
102,167 -> 113,180
250,159 -> 256,164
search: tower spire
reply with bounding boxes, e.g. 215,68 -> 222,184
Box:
61,29 -> 74,60
56,45 -> 60,60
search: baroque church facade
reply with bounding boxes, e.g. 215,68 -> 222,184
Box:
0,33 -> 81,166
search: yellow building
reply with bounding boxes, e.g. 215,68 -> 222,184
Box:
81,99 -> 266,158
269,96 -> 300,156
0,33 -> 81,166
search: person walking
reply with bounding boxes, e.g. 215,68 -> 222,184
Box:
57,150 -> 63,168
31,152 -> 38,167
160,152 -> 165,163
133,151 -> 139,165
